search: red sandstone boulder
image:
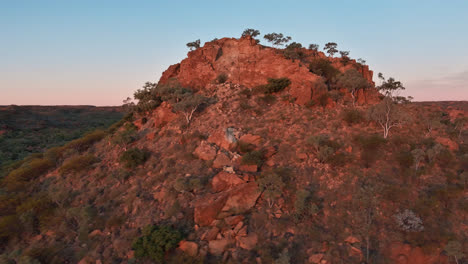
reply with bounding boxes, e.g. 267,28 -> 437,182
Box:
193,141 -> 217,161
152,102 -> 177,128
179,240 -> 198,256
211,171 -> 245,192
237,233 -> 258,250
193,182 -> 261,226
239,134 -> 263,147
208,238 -> 232,256
212,152 -> 232,168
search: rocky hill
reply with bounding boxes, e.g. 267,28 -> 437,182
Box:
0,36 -> 467,264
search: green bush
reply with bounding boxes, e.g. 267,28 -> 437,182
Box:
112,125 -> 137,149
65,130 -> 106,152
356,134 -> 386,167
259,78 -> 291,94
132,225 -> 182,263
308,58 -> 340,82
3,158 -> 54,191
294,189 -> 319,220
306,134 -> 341,163
241,150 -> 264,166
342,108 -> 364,125
119,148 -> 149,168
59,154 -> 98,174
238,141 -> 256,153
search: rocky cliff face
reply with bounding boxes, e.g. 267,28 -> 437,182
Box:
160,36 -> 378,105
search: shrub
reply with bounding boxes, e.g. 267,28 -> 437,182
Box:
259,78 -> 291,94
241,150 -> 264,166
119,148 -> 149,168
3,158 -> 54,191
394,209 -> 424,232
257,170 -> 285,208
294,189 -> 319,220
306,134 -> 341,163
59,154 -> 98,174
238,141 -> 256,153
308,58 -> 340,82
216,73 -> 228,84
132,82 -> 162,113
132,225 -> 182,262
112,126 -> 137,149
342,108 -> 364,125
65,130 -> 106,152
283,42 -> 307,61
317,93 -> 330,109
395,151 -> 414,170
355,134 -> 386,168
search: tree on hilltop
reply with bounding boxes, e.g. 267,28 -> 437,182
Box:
186,39 -> 201,51
263,33 -> 291,47
339,50 -> 351,65
242,28 -> 260,38
324,42 -> 338,57
308,44 -> 319,51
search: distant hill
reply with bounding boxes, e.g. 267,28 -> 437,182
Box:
0,105 -> 124,167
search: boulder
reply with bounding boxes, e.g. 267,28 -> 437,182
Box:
152,101 -> 177,128
309,253 -> 324,264
344,236 -> 360,244
237,233 -> 258,250
194,182 -> 261,226
193,141 -> 217,161
179,240 -> 198,257
239,134 -> 262,147
212,152 -> 232,168
239,164 -> 258,172
208,128 -> 238,151
211,171 -> 245,192
208,238 -> 231,256
224,215 -> 244,227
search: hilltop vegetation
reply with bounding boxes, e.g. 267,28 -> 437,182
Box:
0,32 -> 466,264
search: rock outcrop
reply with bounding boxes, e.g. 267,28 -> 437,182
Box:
159,36 -> 377,105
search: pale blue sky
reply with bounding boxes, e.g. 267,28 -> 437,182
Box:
1,0 -> 467,105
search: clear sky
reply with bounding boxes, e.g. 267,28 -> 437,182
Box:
1,0 -> 467,105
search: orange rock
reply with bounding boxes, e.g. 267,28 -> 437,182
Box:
179,240 -> 198,256
344,236 -> 360,244
211,171 -> 245,192
194,182 -> 261,226
151,102 -> 177,128
212,152 -> 232,168
193,141 -> 217,161
239,164 -> 258,172
208,129 -> 237,151
208,238 -> 231,256
239,134 -> 263,147
309,253 -> 324,264
237,233 -> 258,250
224,215 -> 244,227
160,36 -> 322,105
